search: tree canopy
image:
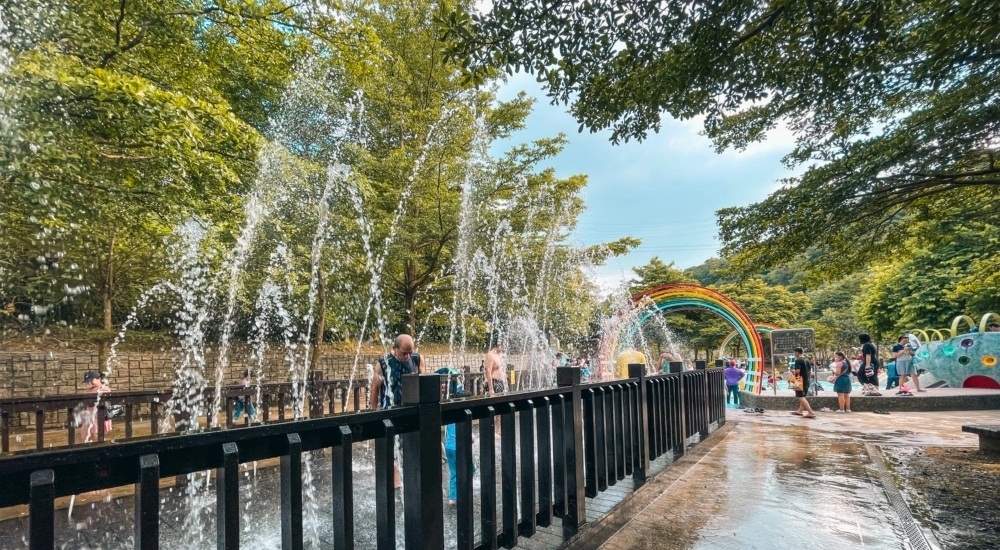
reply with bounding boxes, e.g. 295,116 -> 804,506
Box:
443,0 -> 1000,281
0,0 -> 637,354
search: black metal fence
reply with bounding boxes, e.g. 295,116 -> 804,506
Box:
2,365 -> 725,550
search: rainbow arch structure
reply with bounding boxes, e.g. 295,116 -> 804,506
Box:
601,283 -> 766,393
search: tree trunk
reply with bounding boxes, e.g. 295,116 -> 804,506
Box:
404,284 -> 417,336
103,235 -> 115,331
310,271 -> 326,371
98,235 -> 115,368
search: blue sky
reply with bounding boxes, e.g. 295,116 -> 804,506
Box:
495,73 -> 799,290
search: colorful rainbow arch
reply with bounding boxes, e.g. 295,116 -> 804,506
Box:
601,283 -> 766,393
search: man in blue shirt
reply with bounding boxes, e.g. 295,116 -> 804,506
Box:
369,334 -> 422,491
369,334 -> 422,411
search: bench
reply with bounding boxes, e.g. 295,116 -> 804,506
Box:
962,425 -> 1000,453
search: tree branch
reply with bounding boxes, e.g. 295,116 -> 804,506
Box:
732,4 -> 787,48
99,20 -> 148,68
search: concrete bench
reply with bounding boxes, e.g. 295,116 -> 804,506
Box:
962,425 -> 1000,453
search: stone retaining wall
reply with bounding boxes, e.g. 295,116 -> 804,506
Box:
0,350 -> 497,398
739,390 -> 1000,412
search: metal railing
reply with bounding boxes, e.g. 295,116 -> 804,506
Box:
2,365 -> 726,550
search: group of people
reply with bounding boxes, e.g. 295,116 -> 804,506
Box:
790,330 -> 937,418
368,334 -> 510,505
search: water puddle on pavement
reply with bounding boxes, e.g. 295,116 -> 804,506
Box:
603,421 -> 908,550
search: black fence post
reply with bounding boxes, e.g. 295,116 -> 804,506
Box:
332,426 -> 354,549
698,369 -> 712,439
29,469 -> 54,550
628,364 -> 648,487
135,454 -> 160,550
536,397 -> 553,527
375,420 -> 396,550
308,371 -> 324,418
479,406 -> 498,550
583,389 -> 597,498
501,401 -> 518,548
281,433 -> 303,550
556,366 -> 585,538
401,374 -> 444,549
217,443 -> 239,550
677,373 -> 688,454
519,399 -> 536,538
456,409 -> 475,550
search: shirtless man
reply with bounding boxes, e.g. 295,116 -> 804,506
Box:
484,342 -> 506,395
484,341 -> 506,436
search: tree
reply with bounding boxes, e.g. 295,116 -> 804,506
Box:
628,257 -> 695,294
0,0 -> 322,335
442,0 -> 1000,282
858,219 -> 1000,340
336,0 -> 637,341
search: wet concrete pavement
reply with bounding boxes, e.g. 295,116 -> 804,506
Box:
3,409 -> 996,549
599,409 -> 1000,550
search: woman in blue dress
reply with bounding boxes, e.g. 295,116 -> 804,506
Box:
832,351 -> 853,412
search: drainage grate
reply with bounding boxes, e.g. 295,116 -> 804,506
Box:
864,442 -> 939,550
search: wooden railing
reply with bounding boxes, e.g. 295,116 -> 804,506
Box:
0,375 -> 371,453
0,368 -> 533,454
1,365 -> 726,550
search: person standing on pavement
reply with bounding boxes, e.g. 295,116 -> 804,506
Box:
791,348 -> 817,418
857,333 -> 882,396
723,360 -> 745,406
892,334 -> 923,394
832,351 -> 853,412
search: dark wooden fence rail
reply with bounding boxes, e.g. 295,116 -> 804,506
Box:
0,369 -> 517,454
1,366 -> 726,550
0,377 -> 371,453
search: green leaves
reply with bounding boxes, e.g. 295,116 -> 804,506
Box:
449,0 -> 1000,289
0,0 -> 311,328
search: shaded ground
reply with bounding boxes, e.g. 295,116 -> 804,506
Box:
883,446 -> 1000,550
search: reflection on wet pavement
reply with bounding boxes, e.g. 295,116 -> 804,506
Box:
602,410 -> 1000,550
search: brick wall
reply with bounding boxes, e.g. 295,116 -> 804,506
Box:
0,350 -> 506,398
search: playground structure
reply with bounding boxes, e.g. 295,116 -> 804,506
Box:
910,313 -> 1000,389
602,284 -> 766,393
718,323 -> 779,359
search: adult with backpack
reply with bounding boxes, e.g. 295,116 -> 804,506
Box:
857,333 -> 882,396
369,334 -> 422,491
